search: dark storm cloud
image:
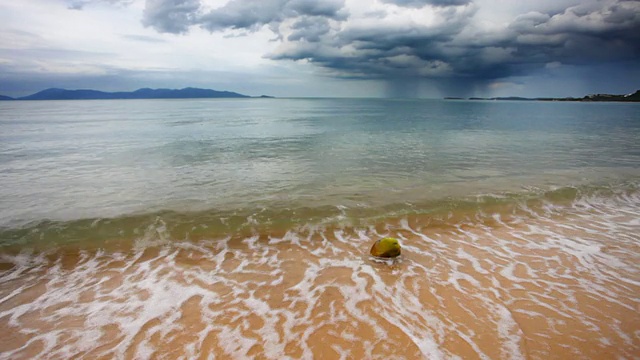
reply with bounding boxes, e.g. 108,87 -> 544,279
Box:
265,0 -> 640,86
268,3 -> 476,79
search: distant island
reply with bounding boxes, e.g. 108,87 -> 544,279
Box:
446,90 -> 640,102
0,87 -> 275,100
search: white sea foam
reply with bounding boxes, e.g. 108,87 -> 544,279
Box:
0,188 -> 639,359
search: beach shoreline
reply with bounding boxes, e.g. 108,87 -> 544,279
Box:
1,185 -> 638,359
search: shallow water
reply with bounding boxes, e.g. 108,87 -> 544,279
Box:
0,99 -> 639,359
1,98 -> 639,227
1,186 -> 639,359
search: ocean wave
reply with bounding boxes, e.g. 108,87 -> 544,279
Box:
0,180 -> 638,358
0,180 -> 638,252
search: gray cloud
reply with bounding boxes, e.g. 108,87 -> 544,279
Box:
121,34 -> 167,43
34,0 -> 640,97
142,0 -> 201,34
501,1 -> 640,66
380,0 -> 471,8
270,0 -> 640,90
286,0 -> 346,18
138,0 -> 640,96
67,0 -> 133,10
142,0 -> 346,33
287,17 -> 332,42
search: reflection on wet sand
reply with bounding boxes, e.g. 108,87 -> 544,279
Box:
0,190 -> 639,359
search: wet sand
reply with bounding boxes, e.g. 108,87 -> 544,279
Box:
0,191 -> 639,359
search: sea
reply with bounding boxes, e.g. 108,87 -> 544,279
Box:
0,98 -> 639,359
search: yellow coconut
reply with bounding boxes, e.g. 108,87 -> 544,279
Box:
370,237 -> 401,258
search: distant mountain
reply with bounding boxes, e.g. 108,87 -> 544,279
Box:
0,95 -> 14,100
13,87 -> 251,101
580,90 -> 640,102
19,88 -> 113,100
462,90 -> 640,102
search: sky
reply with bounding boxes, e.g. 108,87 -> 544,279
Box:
0,0 -> 639,98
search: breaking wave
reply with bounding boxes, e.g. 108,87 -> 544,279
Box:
0,182 -> 639,359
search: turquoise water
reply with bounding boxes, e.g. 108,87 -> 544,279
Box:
0,98 -> 639,236
1,99 -> 640,359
